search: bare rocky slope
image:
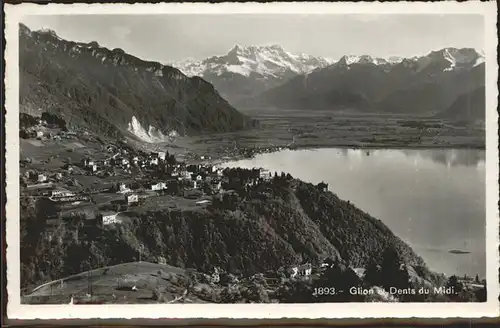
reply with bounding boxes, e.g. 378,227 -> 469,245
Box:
19,23 -> 256,142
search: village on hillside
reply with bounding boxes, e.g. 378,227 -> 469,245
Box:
20,116 -> 331,270
21,122 -> 277,221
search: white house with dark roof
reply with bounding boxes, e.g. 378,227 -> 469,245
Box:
288,263 -> 312,278
151,182 -> 167,191
298,263 -> 312,276
118,183 -> 131,193
37,173 -> 47,183
102,211 -> 122,225
126,194 -> 139,205
51,189 -> 75,198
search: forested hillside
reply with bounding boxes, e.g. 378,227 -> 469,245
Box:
21,173 -> 431,289
19,23 -> 256,141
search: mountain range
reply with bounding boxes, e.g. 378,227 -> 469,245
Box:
19,24 -> 256,142
19,22 -> 485,143
251,48 -> 485,121
172,45 -> 333,104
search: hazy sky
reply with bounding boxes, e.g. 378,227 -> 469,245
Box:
22,14 -> 484,62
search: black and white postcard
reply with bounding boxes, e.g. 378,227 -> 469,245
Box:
4,1 -> 499,320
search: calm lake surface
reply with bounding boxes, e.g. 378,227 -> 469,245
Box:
222,148 -> 486,277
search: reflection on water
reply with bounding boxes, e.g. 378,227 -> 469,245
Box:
400,148 -> 485,168
222,148 -> 486,277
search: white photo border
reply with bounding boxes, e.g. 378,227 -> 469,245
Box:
4,1 -> 499,320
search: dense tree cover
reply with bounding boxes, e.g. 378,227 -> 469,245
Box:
293,181 -> 429,271
21,175 -> 439,294
379,248 -> 411,292
312,262 -> 365,302
364,257 -> 383,287
19,24 -> 255,138
442,275 -> 486,302
41,112 -> 67,130
19,113 -> 38,129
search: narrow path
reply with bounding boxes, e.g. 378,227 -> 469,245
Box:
30,278 -> 64,294
167,289 -> 188,303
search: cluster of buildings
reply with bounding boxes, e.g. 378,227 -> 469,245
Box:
23,134 -> 315,235
19,116 -> 76,141
286,261 -> 337,279
80,149 -> 171,175
111,163 -> 228,204
288,263 -> 313,278
22,170 -> 68,190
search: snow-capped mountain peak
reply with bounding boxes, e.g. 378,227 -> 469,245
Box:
387,56 -> 404,64
337,54 -> 389,66
173,44 -> 332,79
416,47 -> 484,72
332,48 -> 484,72
340,55 -> 362,65
441,47 -> 484,71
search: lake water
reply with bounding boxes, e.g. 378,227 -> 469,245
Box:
221,148 -> 486,277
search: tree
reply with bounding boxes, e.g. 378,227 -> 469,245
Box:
202,181 -> 213,195
475,274 -> 480,284
364,258 -> 383,287
277,279 -> 313,303
313,263 -> 364,302
220,285 -> 243,303
445,275 -> 463,294
475,286 -> 487,302
380,248 -> 411,293
243,282 -> 269,303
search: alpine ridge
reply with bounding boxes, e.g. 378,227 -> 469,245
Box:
253,47 -> 485,121
171,44 -> 334,104
19,24 -> 256,142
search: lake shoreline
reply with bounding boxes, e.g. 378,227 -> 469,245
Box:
180,109 -> 485,161
219,147 -> 486,278
205,143 -> 485,168
176,132 -> 485,165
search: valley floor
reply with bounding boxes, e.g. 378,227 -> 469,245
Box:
144,109 -> 485,161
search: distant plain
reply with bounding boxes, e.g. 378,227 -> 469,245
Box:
171,108 -> 485,160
